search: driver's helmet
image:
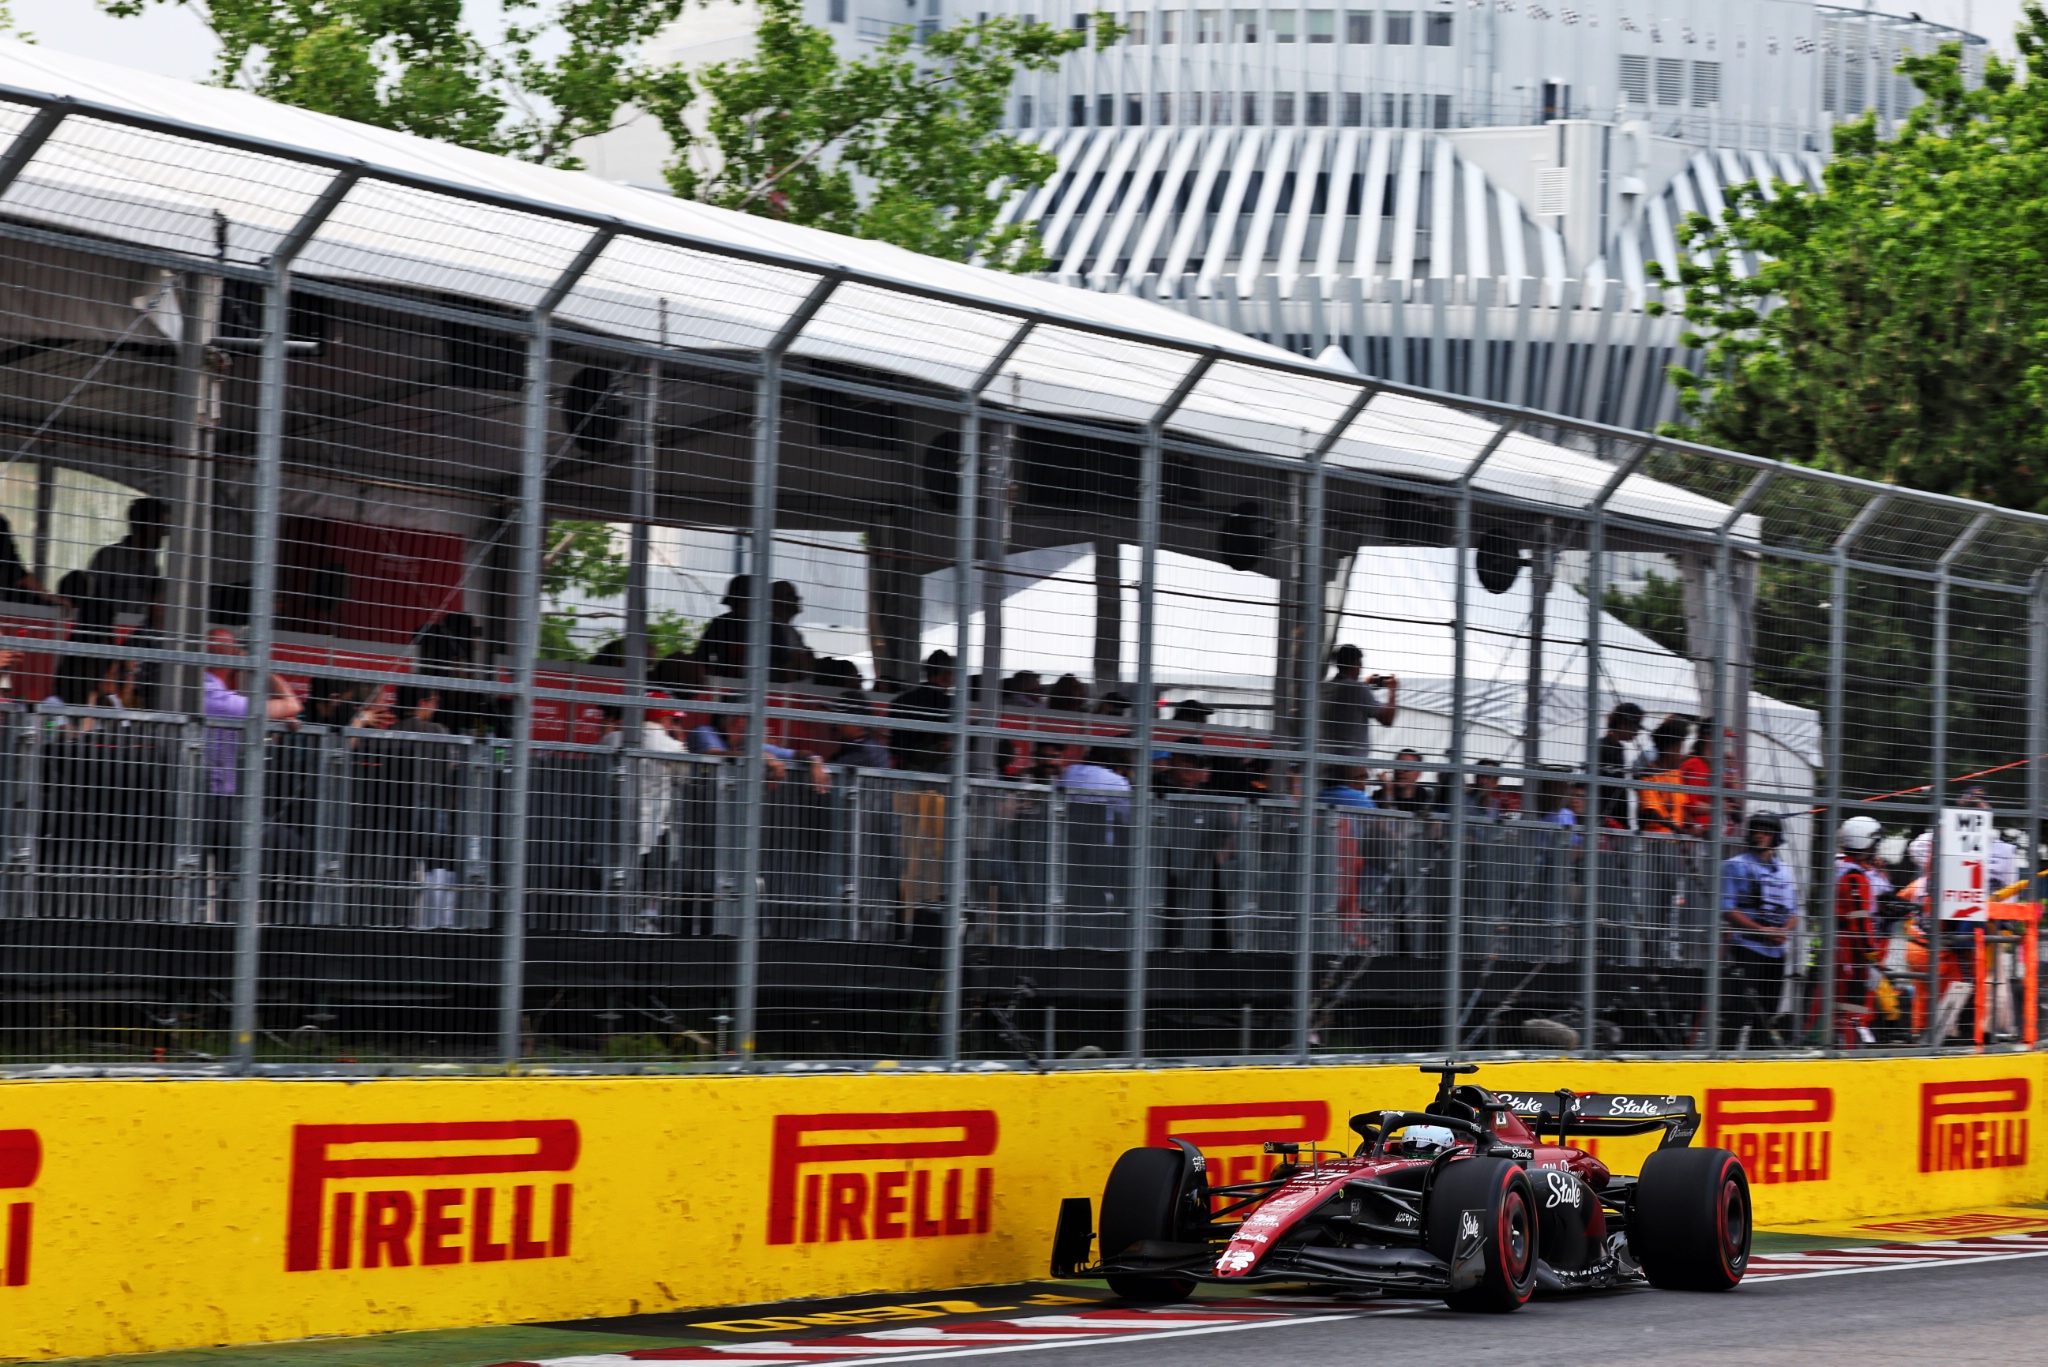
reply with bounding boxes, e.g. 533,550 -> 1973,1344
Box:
1397,1124 -> 1457,1157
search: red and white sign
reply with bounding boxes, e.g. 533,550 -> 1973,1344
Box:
1939,808 -> 1991,922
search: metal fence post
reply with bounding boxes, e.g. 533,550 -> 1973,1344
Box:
1819,494 -> 1886,1051
2030,566 -> 2048,908
1577,446 -> 1646,1057
1702,472 -> 1773,1056
494,226 -> 615,1066
733,276 -> 838,1065
1445,421 -> 1515,1055
1925,514 -> 1992,1046
228,169 -> 358,1073
1130,352 -> 1217,1064
1291,386 -> 1372,1062
943,323 -> 1035,1066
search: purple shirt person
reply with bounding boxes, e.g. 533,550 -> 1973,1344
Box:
202,627 -> 303,794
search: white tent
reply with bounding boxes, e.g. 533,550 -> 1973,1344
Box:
919,543 -> 1819,804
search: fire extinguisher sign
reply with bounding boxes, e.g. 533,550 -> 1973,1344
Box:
1938,807 -> 1990,922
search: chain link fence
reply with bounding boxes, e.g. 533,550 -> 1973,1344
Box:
0,74 -> 2041,1073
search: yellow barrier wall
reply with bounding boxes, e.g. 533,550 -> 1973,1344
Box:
0,1055 -> 2041,1360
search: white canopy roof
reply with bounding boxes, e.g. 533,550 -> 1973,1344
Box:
0,38 -> 1756,541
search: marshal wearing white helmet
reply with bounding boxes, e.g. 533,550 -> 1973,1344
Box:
1830,817 -> 1890,1047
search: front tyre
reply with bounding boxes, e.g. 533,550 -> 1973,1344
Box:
1426,1157 -> 1539,1313
1631,1147 -> 1751,1291
1099,1148 -> 1196,1304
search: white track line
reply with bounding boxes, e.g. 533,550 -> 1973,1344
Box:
1747,1246 -> 2048,1283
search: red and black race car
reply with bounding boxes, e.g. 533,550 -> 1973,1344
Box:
1049,1064 -> 1751,1313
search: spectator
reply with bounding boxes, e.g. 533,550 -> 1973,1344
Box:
201,627 -> 303,881
1636,714 -> 1692,835
1544,781 -> 1586,845
414,612 -> 500,737
1375,749 -> 1440,817
825,693 -> 893,769
84,497 -> 171,627
1464,758 -> 1516,820
0,513 -> 62,610
1720,811 -> 1796,1051
1156,750 -> 1211,795
1002,671 -> 1046,709
1095,690 -> 1132,717
1319,766 -> 1378,809
1060,746 -> 1132,821
305,676 -> 378,729
1047,674 -> 1092,712
1322,644 -> 1398,762
392,685 -> 449,735
1171,698 -> 1215,725
690,575 -> 809,679
1595,702 -> 1646,828
890,650 -> 955,774
813,656 -> 864,692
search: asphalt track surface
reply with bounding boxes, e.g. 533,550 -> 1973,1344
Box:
66,1230 -> 2048,1364
479,1233 -> 2048,1367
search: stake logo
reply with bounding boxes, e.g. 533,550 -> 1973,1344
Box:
1704,1088 -> 1833,1185
0,1130 -> 38,1288
1145,1102 -> 1332,1202
1920,1078 -> 2030,1173
286,1121 -> 579,1273
767,1111 -> 998,1247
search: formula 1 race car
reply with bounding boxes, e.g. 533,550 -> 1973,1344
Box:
1049,1064 -> 1750,1312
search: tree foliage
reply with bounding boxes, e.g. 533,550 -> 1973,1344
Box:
658,0 -> 1104,266
101,1 -> 694,166
1654,5 -> 2048,512
102,0 -> 1102,265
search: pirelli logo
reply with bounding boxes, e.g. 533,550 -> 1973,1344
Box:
0,1130 -> 37,1288
1920,1079 -> 2030,1173
767,1110 -> 998,1246
285,1121 -> 579,1273
1146,1102 -> 1332,1195
1704,1088 -> 1833,1185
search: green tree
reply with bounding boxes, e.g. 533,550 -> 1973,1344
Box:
1653,5 -> 2048,511
658,0 -> 1106,266
100,1 -> 695,165
102,0 -> 1104,265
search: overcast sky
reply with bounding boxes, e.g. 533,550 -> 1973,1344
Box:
5,1 -> 2041,89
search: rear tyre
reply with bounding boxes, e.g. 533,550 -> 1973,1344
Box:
1099,1148 -> 1197,1304
1631,1147 -> 1751,1291
1425,1157 -> 1539,1313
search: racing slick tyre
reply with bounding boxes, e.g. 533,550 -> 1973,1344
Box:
1631,1147 -> 1751,1292
1099,1148 -> 1197,1304
1425,1157 -> 1539,1313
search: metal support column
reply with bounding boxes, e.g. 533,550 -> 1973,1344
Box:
1703,472 -> 1774,1055
1575,447 -> 1647,1056
494,226 -> 615,1066
943,322 -> 1034,1066
1129,352 -> 1217,1064
2030,566 -> 2048,907
1924,514 -> 1992,1046
1820,495 -> 1887,1050
733,276 -> 839,1065
1445,421 -> 1515,1055
1291,386 -> 1373,1062
227,168 -> 358,1073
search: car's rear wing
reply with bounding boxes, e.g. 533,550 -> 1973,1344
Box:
1493,1090 -> 1700,1150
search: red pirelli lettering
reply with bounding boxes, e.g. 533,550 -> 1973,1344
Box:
767,1111 -> 998,1246
285,1120 -> 579,1272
